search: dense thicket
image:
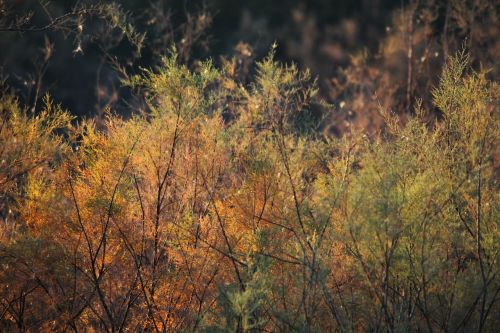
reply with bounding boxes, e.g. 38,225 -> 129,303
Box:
0,47 -> 498,331
0,1 -> 499,332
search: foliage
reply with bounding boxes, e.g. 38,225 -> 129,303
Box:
0,41 -> 499,333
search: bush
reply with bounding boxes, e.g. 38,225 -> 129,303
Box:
0,46 -> 498,332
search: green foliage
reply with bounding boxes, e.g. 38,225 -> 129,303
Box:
0,50 -> 498,332
125,48 -> 220,119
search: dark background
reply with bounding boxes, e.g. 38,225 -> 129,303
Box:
1,0 -> 401,117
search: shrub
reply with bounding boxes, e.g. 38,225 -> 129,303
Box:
0,48 -> 498,332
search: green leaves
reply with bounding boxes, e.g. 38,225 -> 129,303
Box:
125,49 -> 221,120
1,48 -> 498,332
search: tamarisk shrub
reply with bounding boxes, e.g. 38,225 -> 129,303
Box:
0,50 -> 498,332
